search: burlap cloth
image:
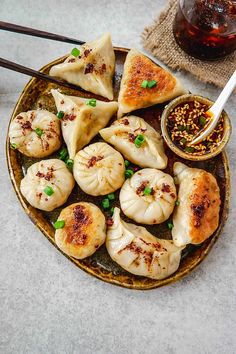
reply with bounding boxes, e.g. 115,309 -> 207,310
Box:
141,0 -> 236,88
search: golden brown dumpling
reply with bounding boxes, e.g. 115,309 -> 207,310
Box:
55,202 -> 106,259
118,48 -> 187,117
172,162 -> 221,247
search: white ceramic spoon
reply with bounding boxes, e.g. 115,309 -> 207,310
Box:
190,68 -> 236,145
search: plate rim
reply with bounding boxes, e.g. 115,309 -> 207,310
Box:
5,47 -> 231,290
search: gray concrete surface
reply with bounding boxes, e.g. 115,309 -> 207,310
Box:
0,1 -> 235,353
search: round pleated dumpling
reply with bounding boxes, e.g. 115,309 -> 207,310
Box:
73,142 -> 125,196
9,110 -> 61,158
55,202 -> 106,259
120,168 -> 176,224
106,208 -> 183,280
20,159 -> 75,211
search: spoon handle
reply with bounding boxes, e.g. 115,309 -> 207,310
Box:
210,69 -> 236,117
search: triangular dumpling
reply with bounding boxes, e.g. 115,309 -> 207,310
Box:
117,48 -> 187,117
51,89 -> 118,158
49,33 -> 115,100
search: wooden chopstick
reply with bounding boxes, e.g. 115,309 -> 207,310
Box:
0,21 -> 85,45
0,57 -> 83,91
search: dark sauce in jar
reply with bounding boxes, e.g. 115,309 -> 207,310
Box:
173,0 -> 236,60
167,100 -> 224,155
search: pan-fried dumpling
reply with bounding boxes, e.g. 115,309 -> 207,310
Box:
100,115 -> 167,169
106,208 -> 183,280
20,159 -> 75,211
51,89 -> 118,158
118,48 -> 187,117
120,168 -> 176,224
172,162 -> 221,247
49,33 -> 115,99
55,202 -> 106,259
74,142 -> 125,196
9,110 -> 61,158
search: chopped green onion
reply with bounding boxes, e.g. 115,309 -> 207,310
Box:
175,199 -> 180,206
44,186 -> 54,196
10,143 -> 17,150
86,98 -> 97,107
185,125 -> 190,132
141,80 -> 148,88
58,147 -> 68,161
125,169 -> 134,179
66,159 -> 74,170
107,193 -> 115,201
185,146 -> 195,153
147,80 -> 157,88
110,207 -> 115,215
167,221 -> 174,230
143,187 -> 152,196
57,111 -> 64,119
141,80 -> 157,89
102,198 -> 110,209
71,47 -> 80,57
134,134 -> 145,148
54,220 -> 65,229
35,128 -> 43,137
199,116 -> 207,126
124,160 -> 130,168
180,138 -> 187,145
177,125 -> 185,131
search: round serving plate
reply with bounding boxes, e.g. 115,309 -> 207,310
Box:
6,47 -> 230,290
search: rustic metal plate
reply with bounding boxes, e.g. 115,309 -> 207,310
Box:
6,48 -> 230,289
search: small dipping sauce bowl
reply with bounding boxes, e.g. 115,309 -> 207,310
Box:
161,94 -> 231,161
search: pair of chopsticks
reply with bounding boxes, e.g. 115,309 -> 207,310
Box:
0,21 -> 85,90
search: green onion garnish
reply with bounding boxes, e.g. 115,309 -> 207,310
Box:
57,111 -> 64,119
86,98 -> 97,107
66,159 -> 74,170
124,160 -> 130,168
35,128 -> 43,137
110,207 -> 115,215
175,200 -> 180,206
199,116 -> 207,126
107,193 -> 115,201
58,147 -> 68,161
141,80 -> 148,88
125,169 -> 134,179
143,187 -> 152,196
185,125 -> 190,132
185,146 -> 195,153
147,80 -> 157,88
44,186 -> 54,196
71,48 -> 80,57
141,80 -> 157,88
177,125 -> 185,131
134,134 -> 145,148
10,143 -> 17,150
180,138 -> 187,145
167,221 -> 174,230
102,198 -> 110,209
54,220 -> 65,229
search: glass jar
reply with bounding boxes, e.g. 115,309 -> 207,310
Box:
173,0 -> 236,60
